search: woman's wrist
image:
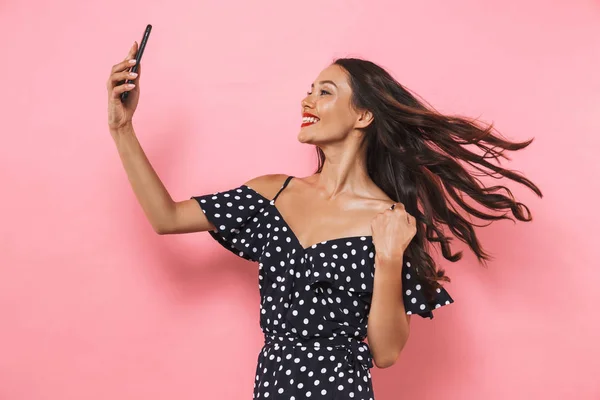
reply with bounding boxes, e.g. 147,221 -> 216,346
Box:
109,121 -> 135,140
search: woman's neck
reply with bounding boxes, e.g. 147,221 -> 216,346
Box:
312,144 -> 373,199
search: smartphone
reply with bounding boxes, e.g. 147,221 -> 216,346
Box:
121,24 -> 152,103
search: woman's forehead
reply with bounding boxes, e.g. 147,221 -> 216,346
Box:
313,64 -> 350,89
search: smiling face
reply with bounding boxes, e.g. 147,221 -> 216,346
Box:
297,64 -> 372,145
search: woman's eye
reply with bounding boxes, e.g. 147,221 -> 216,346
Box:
306,90 -> 330,96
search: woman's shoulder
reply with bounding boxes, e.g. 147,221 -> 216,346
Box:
244,173 -> 291,200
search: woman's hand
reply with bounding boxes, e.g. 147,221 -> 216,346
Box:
107,42 -> 141,132
371,203 -> 417,262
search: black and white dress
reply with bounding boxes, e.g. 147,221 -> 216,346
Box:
192,176 -> 453,399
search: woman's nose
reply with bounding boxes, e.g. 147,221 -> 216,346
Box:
301,96 -> 313,109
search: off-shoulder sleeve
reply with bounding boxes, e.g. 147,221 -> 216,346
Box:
402,260 -> 454,319
191,185 -> 267,262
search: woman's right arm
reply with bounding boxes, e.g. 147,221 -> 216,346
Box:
107,42 -> 214,235
111,124 -> 215,235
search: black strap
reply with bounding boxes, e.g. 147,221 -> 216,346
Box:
273,176 -> 294,202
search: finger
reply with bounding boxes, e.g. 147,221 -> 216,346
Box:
110,58 -> 137,75
109,43 -> 138,75
111,82 -> 135,100
107,71 -> 138,93
125,41 -> 138,61
109,70 -> 138,86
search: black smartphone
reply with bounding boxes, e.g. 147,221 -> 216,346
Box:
121,24 -> 152,103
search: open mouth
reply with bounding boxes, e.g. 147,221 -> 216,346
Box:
301,114 -> 320,127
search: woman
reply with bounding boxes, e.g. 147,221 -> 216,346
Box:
107,42 -> 542,399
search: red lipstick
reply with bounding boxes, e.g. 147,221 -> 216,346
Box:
301,112 -> 320,128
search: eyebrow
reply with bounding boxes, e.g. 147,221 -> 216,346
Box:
311,80 -> 338,88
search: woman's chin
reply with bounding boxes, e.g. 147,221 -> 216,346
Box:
297,131 -> 314,144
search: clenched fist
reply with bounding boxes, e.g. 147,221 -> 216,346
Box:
371,203 -> 417,262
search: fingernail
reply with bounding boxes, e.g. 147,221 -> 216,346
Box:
128,59 -> 136,64
127,83 -> 135,89
129,72 -> 138,77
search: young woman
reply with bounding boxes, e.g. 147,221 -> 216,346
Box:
106,42 -> 542,399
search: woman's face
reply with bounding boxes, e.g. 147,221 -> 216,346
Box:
297,64 -> 371,145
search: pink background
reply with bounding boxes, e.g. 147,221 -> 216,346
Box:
1,0 -> 599,399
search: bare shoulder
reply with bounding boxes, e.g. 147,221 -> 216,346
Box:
244,174 -> 290,200
371,191 -> 396,211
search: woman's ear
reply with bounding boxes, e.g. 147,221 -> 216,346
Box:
355,109 -> 374,129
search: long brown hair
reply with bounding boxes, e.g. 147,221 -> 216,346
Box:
315,58 -> 543,301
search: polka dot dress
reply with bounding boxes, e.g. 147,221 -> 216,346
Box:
192,176 -> 453,399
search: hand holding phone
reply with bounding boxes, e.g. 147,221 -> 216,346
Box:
121,24 -> 152,103
107,24 -> 152,132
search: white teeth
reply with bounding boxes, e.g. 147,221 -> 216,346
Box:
302,116 -> 319,124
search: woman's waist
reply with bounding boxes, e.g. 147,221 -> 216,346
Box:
262,333 -> 373,370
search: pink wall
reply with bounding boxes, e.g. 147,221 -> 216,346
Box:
1,0 -> 599,399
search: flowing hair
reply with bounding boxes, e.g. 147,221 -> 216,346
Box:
314,58 -> 543,301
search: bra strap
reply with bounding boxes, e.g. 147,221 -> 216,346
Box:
273,176 -> 294,202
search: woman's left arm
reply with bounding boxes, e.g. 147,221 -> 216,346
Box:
367,254 -> 411,368
367,203 -> 416,368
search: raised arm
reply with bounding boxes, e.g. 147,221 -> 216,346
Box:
110,125 -> 216,234
107,42 -> 214,235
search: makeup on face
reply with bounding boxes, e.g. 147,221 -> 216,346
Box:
301,112 -> 320,128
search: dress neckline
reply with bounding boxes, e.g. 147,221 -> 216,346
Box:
244,184 -> 374,252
